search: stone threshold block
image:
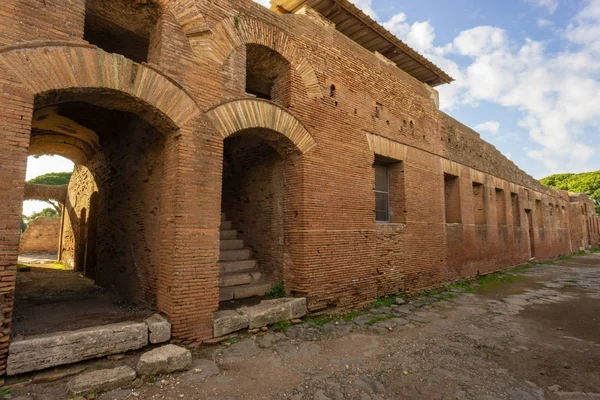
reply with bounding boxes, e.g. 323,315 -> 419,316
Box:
7,321 -> 148,375
136,344 -> 192,376
68,366 -> 136,395
145,314 -> 171,344
213,297 -> 307,337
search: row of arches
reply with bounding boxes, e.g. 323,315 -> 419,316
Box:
0,0 -> 325,376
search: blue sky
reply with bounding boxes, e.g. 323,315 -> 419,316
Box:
24,0 -> 600,215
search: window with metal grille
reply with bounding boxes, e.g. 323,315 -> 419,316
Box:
374,163 -> 390,222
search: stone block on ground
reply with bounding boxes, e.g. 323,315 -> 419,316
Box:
136,344 -> 192,376
213,310 -> 249,337
243,297 -> 307,329
7,322 -> 148,375
68,366 -> 136,395
145,314 -> 171,344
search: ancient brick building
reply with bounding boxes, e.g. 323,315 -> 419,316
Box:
0,0 -> 599,377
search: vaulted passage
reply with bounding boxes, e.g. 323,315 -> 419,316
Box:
13,90 -> 171,339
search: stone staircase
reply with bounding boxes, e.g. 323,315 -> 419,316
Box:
219,214 -> 272,302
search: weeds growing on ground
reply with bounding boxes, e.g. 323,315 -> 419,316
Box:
265,282 -> 285,299
372,296 -> 397,308
365,315 -> 394,326
222,337 -> 240,346
304,316 -> 330,326
272,320 -> 292,332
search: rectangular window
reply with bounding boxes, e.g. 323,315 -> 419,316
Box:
374,163 -> 390,222
535,199 -> 543,228
444,173 -> 461,223
473,182 -> 486,225
511,193 -> 520,227
496,188 -> 507,225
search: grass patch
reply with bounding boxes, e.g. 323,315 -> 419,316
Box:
0,388 -> 11,399
436,292 -> 457,300
305,315 -> 330,326
272,320 -> 292,332
146,375 -> 155,384
365,315 -> 394,326
566,279 -> 578,284
590,247 -> 600,253
475,273 -> 523,292
338,310 -> 368,322
442,280 -> 476,293
222,337 -> 240,346
372,296 -> 397,308
575,250 -> 586,256
265,282 -> 285,299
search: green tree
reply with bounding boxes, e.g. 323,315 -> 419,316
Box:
540,170 -> 600,214
27,172 -> 72,213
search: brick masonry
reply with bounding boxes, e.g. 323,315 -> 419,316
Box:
19,217 -> 60,254
0,0 -> 599,377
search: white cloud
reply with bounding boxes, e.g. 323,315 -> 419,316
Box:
530,0 -> 559,13
475,121 -> 500,135
452,26 -> 508,56
537,18 -> 554,28
351,0 -> 378,20
383,14 -> 435,53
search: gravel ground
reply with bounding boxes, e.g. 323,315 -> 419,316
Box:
8,253 -> 600,400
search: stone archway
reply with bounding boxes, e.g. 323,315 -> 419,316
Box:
207,98 -> 314,305
0,44 -> 217,376
196,16 -> 323,99
206,98 -> 317,154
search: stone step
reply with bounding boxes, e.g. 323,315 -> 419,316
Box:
219,248 -> 252,261
219,239 -> 244,250
219,281 -> 273,302
220,221 -> 232,230
220,230 -> 237,240
220,260 -> 257,274
220,271 -> 262,287
214,297 -> 307,336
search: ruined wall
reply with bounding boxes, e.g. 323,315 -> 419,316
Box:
194,0 -> 599,310
62,165 -> 97,269
0,0 -> 598,368
568,194 -> 599,251
83,113 -> 164,308
19,217 -> 60,254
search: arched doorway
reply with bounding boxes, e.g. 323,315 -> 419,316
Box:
0,45 -> 208,375
206,99 -> 316,305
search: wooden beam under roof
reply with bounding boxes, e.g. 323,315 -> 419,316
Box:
271,0 -> 453,87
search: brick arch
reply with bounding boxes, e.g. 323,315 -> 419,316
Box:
197,16 -> 322,99
160,0 -> 211,41
206,98 -> 317,154
0,45 -> 201,129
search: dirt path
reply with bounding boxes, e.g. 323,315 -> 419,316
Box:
10,254 -> 600,400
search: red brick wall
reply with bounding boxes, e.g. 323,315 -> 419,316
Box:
19,217 -> 60,254
0,0 -> 599,378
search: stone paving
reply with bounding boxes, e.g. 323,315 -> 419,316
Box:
7,253 -> 600,400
